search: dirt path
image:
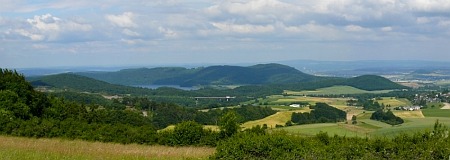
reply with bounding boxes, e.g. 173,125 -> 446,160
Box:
441,103 -> 450,109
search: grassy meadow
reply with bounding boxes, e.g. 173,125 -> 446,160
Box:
422,103 -> 450,117
0,136 -> 215,160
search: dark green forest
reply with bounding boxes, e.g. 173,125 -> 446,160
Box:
371,109 -> 404,125
290,103 -> 347,125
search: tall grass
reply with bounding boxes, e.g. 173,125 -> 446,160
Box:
0,136 -> 215,160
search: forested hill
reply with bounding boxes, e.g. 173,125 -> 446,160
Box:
342,75 -> 405,91
76,63 -> 319,86
28,73 -> 159,95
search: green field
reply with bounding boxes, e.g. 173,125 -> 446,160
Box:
285,86 -> 392,95
0,136 -> 214,160
435,80 -> 450,86
422,108 -> 450,118
279,117 -> 450,138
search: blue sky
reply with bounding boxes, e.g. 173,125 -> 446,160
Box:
1,0 -> 450,68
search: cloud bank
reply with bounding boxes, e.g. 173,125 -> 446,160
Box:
1,0 -> 450,67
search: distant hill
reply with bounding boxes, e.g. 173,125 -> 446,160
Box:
28,64 -> 408,97
77,67 -> 200,85
28,73 -> 153,95
343,75 -> 406,91
77,63 -> 319,87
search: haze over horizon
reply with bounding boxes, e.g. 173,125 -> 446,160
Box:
1,0 -> 450,68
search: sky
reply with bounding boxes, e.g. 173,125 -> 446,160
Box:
1,0 -> 450,68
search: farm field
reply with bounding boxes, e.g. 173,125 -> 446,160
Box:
241,109 -> 311,129
422,108 -> 450,118
260,94 -> 450,138
280,109 -> 450,138
376,97 -> 411,107
241,94 -> 450,138
0,136 -> 215,160
268,95 -> 350,106
284,86 -> 392,95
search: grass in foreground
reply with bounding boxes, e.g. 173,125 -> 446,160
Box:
0,136 -> 215,160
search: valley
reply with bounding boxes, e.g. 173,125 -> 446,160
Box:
2,63 -> 450,159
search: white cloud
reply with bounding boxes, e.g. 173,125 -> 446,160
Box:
105,12 -> 137,28
438,20 -> 450,27
27,14 -> 61,32
381,26 -> 393,32
416,17 -> 430,24
13,29 -> 44,41
207,0 -> 303,24
32,44 -> 48,49
408,0 -> 450,13
122,29 -> 140,37
345,25 -> 370,32
158,26 -> 178,38
211,22 -> 274,34
5,14 -> 93,41
282,22 -> 341,40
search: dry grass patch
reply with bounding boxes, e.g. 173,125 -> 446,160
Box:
241,110 -> 311,129
0,136 -> 215,160
393,110 -> 425,118
159,125 -> 219,132
376,97 -> 411,107
441,103 -> 450,109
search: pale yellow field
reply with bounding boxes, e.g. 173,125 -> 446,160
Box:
376,97 -> 411,107
204,125 -> 220,131
442,103 -> 450,109
0,136 -> 215,160
159,125 -> 219,132
241,109 -> 311,129
393,110 -> 425,118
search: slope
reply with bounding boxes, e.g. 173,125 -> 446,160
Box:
343,75 -> 407,91
28,73 -> 153,95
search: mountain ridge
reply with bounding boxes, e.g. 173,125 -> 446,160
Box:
28,63 -> 408,93
77,63 -> 319,87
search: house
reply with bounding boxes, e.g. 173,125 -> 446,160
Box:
289,104 -> 301,108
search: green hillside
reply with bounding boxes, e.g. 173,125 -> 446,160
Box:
78,67 -> 199,85
29,73 -> 154,95
77,63 -> 318,87
343,75 -> 407,91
